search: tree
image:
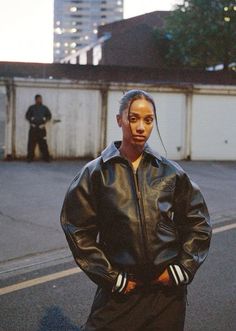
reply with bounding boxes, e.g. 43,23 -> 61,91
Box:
154,0 -> 236,70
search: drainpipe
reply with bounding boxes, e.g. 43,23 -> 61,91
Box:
185,91 -> 193,160
99,87 -> 108,154
5,78 -> 16,160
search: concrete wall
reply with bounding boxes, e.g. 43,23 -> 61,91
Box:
11,79 -> 103,158
191,86 -> 236,160
1,78 -> 236,160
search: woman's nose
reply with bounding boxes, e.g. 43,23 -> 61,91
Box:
136,121 -> 145,133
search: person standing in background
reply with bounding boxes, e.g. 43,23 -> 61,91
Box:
25,94 -> 52,162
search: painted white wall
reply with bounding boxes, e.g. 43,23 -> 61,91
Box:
191,94 -> 236,160
106,90 -> 186,160
14,81 -> 102,158
0,82 -> 14,158
2,79 -> 236,160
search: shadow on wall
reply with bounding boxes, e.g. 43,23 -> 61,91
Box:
37,306 -> 82,331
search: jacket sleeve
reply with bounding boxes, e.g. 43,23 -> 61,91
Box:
44,106 -> 52,121
174,171 -> 212,282
25,107 -> 32,122
60,166 -> 119,290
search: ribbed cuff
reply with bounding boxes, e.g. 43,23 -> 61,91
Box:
112,272 -> 128,293
167,264 -> 190,286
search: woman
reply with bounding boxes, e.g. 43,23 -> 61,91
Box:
60,90 -> 212,330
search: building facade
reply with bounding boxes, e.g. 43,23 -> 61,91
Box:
54,0 -> 123,62
61,11 -> 170,67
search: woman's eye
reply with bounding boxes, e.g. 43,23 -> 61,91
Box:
145,117 -> 154,124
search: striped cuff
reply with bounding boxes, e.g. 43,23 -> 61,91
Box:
168,264 -> 190,286
112,272 -> 128,293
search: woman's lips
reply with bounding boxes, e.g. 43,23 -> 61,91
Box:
133,135 -> 146,141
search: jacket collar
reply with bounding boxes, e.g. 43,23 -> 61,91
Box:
101,141 -> 162,163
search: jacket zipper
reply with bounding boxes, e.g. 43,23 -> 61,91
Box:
132,169 -> 150,263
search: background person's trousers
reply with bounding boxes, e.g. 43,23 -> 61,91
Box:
27,127 -> 50,161
82,285 -> 187,331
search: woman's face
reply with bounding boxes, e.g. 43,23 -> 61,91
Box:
117,98 -> 155,148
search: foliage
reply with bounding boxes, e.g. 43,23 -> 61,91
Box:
154,0 -> 236,70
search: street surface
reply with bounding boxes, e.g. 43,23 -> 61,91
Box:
0,160 -> 236,331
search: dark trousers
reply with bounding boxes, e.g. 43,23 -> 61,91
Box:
82,285 -> 187,331
27,127 -> 50,161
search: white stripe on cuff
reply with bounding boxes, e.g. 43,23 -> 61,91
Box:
114,272 -> 128,293
169,265 -> 179,285
174,265 -> 185,283
169,265 -> 189,285
119,272 -> 127,292
116,273 -> 123,289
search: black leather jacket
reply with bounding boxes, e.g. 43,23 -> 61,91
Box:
25,104 -> 51,127
61,141 -> 212,290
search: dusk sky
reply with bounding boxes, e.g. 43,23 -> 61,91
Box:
0,0 -> 182,63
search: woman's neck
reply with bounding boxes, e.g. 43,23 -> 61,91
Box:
119,142 -> 143,162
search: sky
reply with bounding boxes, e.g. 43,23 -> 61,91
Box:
0,0 -> 182,63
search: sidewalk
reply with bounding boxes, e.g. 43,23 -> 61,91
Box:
0,160 -> 236,267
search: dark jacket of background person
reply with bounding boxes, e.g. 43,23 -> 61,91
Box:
25,103 -> 51,128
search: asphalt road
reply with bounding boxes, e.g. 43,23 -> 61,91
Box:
0,221 -> 235,331
0,160 -> 236,331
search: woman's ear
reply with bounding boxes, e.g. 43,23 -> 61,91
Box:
116,114 -> 122,127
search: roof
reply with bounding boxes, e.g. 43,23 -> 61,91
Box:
98,10 -> 170,37
0,62 -> 235,86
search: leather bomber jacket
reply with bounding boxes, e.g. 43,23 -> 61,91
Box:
60,141 -> 212,290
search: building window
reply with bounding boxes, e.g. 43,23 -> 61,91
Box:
54,27 -> 63,34
70,7 -> 77,12
70,14 -> 83,18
